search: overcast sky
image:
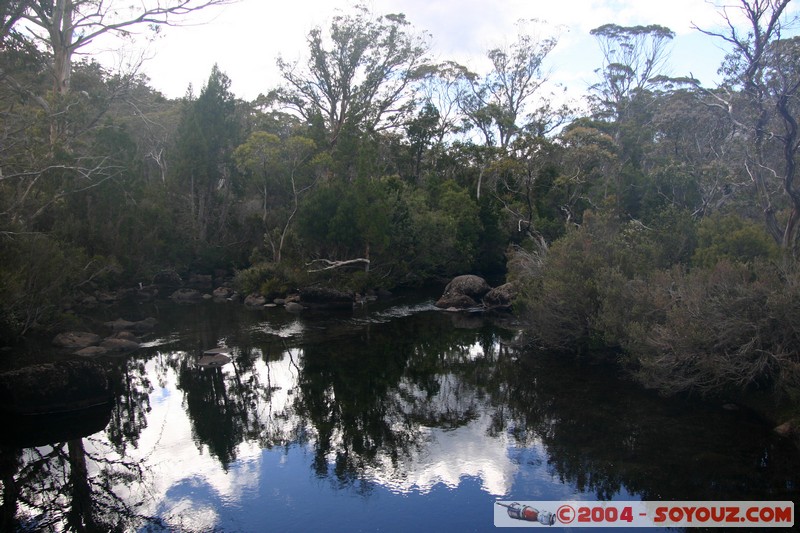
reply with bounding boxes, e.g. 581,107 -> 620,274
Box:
101,0 -> 799,103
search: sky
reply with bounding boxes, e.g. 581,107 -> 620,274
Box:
95,0 -> 798,103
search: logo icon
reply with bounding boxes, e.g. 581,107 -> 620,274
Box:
496,502 -> 556,526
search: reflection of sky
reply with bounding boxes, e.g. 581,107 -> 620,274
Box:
363,411 -> 516,496
95,345 -> 572,531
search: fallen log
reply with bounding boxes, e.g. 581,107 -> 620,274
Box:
306,258 -> 370,272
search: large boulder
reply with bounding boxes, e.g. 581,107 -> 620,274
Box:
213,286 -> 235,300
170,288 -> 203,303
244,293 -> 267,307
299,287 -> 354,310
483,282 -> 517,311
0,360 -> 112,415
435,275 -> 491,309
52,331 -> 101,349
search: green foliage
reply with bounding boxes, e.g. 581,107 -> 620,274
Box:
234,262 -> 309,298
692,213 -> 780,268
0,234 -> 90,339
511,208 -> 696,352
627,261 -> 800,399
169,64 -> 244,267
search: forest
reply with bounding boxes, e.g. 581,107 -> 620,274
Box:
1,0 -> 799,402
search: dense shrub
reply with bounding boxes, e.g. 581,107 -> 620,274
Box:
626,261 -> 800,399
692,213 -> 779,268
511,209 -> 695,352
0,234 -> 99,340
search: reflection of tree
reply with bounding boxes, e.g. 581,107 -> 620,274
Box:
106,358 -> 153,454
487,353 -> 800,501
294,313 -> 496,488
176,353 -> 270,469
1,435 -> 158,531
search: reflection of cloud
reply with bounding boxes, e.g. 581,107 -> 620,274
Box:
159,497 -> 219,532
111,355 -> 301,527
364,411 -> 516,496
108,343 -> 517,525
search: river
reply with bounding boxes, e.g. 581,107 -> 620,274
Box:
1,291 -> 798,531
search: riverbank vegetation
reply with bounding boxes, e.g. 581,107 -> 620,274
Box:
2,1 -> 799,403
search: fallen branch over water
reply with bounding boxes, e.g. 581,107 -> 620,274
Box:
306,258 -> 370,272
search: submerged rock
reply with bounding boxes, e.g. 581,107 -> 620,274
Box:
197,353 -> 231,368
100,338 -> 140,353
74,346 -> 108,357
285,301 -> 304,314
52,331 -> 101,349
0,360 -> 112,415
299,287 -> 354,309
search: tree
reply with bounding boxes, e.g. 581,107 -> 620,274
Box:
589,23 -> 675,123
170,64 -> 242,258
272,4 -> 430,148
460,20 -> 562,150
19,1 -> 237,96
697,0 -> 800,251
234,132 -> 320,263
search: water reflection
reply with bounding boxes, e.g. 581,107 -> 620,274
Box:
1,297 -> 798,531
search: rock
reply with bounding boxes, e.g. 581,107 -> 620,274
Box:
74,346 -> 108,357
153,269 -> 183,288
170,288 -> 203,303
105,316 -> 157,332
299,287 -> 354,310
0,360 -> 112,415
132,317 -> 158,332
285,302 -> 304,314
100,338 -> 140,352
244,293 -> 267,307
108,331 -> 138,341
436,293 -> 478,309
136,286 -> 158,301
213,286 -> 234,299
774,419 -> 800,438
53,332 -> 101,349
105,318 -> 137,331
274,298 -> 286,305
483,282 -> 517,311
435,275 -> 491,309
197,353 -> 231,368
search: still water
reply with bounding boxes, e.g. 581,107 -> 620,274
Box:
2,292 -> 798,531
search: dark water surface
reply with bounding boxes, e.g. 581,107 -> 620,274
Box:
1,293 -> 798,531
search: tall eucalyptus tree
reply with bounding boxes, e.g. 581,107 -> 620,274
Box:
698,0 -> 800,251
272,4 -> 430,148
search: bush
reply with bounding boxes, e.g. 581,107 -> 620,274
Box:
234,262 -> 309,297
0,234 -> 92,340
634,261 -> 800,398
692,213 -> 779,268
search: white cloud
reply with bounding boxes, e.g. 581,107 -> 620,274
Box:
84,0 -> 800,100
